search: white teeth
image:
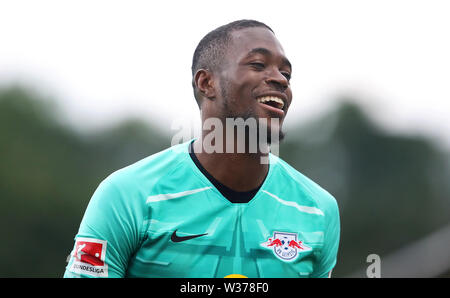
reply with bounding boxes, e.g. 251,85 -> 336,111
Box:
257,96 -> 284,109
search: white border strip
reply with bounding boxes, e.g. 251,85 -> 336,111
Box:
146,186 -> 212,203
262,190 -> 324,216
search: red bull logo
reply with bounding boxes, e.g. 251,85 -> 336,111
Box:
267,238 -> 283,247
260,231 -> 311,262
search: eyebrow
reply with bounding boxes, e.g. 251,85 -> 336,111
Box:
245,47 -> 292,70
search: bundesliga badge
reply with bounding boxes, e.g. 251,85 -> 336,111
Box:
260,231 -> 311,262
69,237 -> 108,277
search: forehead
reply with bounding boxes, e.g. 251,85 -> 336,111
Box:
227,27 -> 286,58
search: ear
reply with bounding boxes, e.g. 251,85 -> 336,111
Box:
194,69 -> 216,100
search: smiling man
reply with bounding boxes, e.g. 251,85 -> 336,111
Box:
64,20 -> 340,278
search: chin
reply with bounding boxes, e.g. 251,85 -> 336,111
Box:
266,129 -> 285,144
257,122 -> 285,145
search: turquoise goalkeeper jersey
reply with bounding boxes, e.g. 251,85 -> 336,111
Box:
64,140 -> 340,278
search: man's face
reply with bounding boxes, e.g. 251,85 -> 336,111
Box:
215,27 -> 293,142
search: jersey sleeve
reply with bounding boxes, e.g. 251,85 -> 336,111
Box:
311,196 -> 340,278
64,172 -> 149,278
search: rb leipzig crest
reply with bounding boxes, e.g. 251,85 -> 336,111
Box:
260,231 -> 311,262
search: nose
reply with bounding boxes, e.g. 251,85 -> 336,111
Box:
265,67 -> 289,92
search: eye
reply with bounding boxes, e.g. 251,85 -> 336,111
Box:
249,62 -> 265,70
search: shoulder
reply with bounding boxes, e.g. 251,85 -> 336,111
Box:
269,154 -> 339,218
105,141 -> 190,186
85,141 -> 193,219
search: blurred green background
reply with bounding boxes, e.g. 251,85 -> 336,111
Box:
1,85 -> 449,277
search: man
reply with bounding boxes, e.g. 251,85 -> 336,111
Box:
64,20 -> 340,278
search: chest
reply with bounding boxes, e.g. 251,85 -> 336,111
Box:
127,198 -> 325,277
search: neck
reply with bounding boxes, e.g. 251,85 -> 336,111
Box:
192,137 -> 269,192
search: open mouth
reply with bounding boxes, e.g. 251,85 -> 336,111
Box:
256,96 -> 285,110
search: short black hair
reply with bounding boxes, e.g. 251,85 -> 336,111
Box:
191,19 -> 274,105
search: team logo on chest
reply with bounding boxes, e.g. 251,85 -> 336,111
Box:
260,231 -> 311,262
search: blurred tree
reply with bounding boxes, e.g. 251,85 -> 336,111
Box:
0,86 -> 168,277
282,100 -> 450,276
